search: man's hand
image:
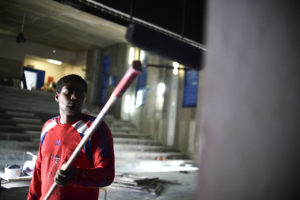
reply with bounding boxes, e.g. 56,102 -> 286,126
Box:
54,163 -> 75,186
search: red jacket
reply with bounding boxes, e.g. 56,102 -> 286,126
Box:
27,114 -> 115,200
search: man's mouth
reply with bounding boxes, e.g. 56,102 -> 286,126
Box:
67,102 -> 76,107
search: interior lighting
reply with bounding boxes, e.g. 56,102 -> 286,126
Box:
140,50 -> 145,61
157,83 -> 166,95
128,47 -> 135,64
156,83 -> 166,110
129,95 -> 135,113
47,59 -> 62,65
136,89 -> 144,107
172,62 -> 179,75
124,94 -> 131,113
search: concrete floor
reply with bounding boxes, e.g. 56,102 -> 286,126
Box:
143,171 -> 198,200
0,171 -> 198,200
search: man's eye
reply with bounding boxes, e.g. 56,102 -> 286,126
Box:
63,91 -> 70,95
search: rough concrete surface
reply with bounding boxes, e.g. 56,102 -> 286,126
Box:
0,171 -> 198,200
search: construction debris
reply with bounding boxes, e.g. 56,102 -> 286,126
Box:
110,173 -> 179,197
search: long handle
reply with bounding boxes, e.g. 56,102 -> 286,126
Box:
43,60 -> 142,200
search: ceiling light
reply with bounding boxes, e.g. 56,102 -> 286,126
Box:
47,59 -> 62,65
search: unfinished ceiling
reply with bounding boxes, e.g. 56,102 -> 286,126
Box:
0,0 -> 127,52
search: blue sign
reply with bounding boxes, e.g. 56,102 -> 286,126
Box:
183,70 -> 199,107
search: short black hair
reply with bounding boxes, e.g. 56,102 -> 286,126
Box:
56,74 -> 87,94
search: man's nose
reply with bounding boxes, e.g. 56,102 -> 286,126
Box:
70,92 -> 77,100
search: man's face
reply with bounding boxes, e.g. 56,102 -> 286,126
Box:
55,81 -> 86,116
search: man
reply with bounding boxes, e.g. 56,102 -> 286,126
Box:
27,74 -> 115,200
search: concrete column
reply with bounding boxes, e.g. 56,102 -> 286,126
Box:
104,43 -> 128,118
85,48 -> 103,105
198,1 -> 300,200
166,70 -> 179,146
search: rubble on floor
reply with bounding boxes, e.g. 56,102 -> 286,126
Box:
110,173 -> 179,197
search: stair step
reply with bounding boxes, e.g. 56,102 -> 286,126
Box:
110,127 -> 137,132
0,113 -> 10,119
32,138 -> 40,143
0,101 -> 58,115
0,100 -> 57,108
24,130 -> 41,135
114,138 -> 158,145
24,130 -> 41,139
109,122 -> 135,128
6,111 -> 35,117
115,159 -> 198,173
12,117 -> 42,123
114,144 -> 176,152
0,119 -> 17,125
0,125 -> 23,132
113,132 -> 150,139
0,141 -> 39,151
115,151 -> 188,160
16,123 -> 42,130
0,132 -> 31,141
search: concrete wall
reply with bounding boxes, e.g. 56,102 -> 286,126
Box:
103,43 -> 129,117
0,34 -> 86,86
0,35 -> 84,65
175,69 -> 204,156
84,43 -> 129,116
197,0 -> 300,199
24,56 -> 85,84
84,43 -> 130,114
122,51 -> 202,156
85,48 -> 103,105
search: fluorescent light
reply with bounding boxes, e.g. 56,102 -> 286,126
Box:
124,95 -> 130,113
156,83 -> 166,110
172,62 -> 179,75
129,95 -> 135,113
128,47 -> 135,64
136,89 -> 144,107
47,59 -> 62,65
157,83 -> 166,95
140,50 -> 145,61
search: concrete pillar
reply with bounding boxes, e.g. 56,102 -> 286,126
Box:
85,48 -> 103,105
166,70 -> 179,146
104,43 -> 128,118
198,1 -> 300,200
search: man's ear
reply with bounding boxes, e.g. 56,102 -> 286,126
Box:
55,92 -> 59,102
82,97 -> 86,105
83,93 -> 87,104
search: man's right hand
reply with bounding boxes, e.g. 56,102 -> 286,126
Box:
54,164 -> 75,186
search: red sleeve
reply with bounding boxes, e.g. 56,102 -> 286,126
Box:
27,145 -> 42,200
71,122 -> 115,187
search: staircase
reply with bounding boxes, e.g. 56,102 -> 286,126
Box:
106,117 -> 197,173
0,85 -> 197,172
0,85 -> 57,168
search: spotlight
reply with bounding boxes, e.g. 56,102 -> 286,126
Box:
16,32 -> 26,43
